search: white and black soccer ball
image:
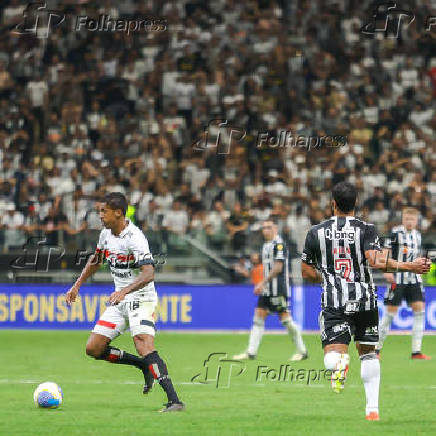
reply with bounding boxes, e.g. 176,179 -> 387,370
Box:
33,382 -> 63,409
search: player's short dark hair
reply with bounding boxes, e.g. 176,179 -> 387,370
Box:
332,182 -> 357,213
103,192 -> 128,216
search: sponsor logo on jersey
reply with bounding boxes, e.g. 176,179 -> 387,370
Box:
111,270 -> 132,278
325,228 -> 355,243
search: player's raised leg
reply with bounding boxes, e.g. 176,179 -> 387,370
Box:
278,311 -> 307,361
320,308 -> 351,394
233,307 -> 267,360
86,333 -> 149,370
411,298 -> 430,360
324,343 -> 350,394
86,307 -> 153,393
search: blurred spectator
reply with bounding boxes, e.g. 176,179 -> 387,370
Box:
41,207 -> 70,246
249,253 -> 264,285
26,72 -> 48,142
286,205 -> 311,253
232,253 -> 264,284
226,202 -> 249,254
369,200 -> 390,234
232,256 -> 251,283
1,203 -> 25,251
162,200 -> 188,235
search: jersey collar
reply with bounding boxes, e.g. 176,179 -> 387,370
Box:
117,219 -> 131,237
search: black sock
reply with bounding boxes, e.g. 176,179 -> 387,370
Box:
143,350 -> 179,403
97,347 -> 151,385
99,346 -> 146,370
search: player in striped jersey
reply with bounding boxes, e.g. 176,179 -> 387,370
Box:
376,206 -> 430,359
233,218 -> 307,361
301,182 -> 431,421
65,192 -> 184,412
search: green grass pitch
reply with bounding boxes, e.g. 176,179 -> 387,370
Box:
2,330 -> 436,436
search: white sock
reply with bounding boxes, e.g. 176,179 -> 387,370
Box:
247,316 -> 264,356
324,351 -> 342,370
360,353 -> 380,415
412,311 -> 425,354
282,317 -> 306,354
377,312 -> 394,350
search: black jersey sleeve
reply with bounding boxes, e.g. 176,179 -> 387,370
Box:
363,224 -> 382,252
301,228 -> 317,265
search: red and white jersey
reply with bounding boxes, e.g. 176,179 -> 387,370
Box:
96,220 -> 157,298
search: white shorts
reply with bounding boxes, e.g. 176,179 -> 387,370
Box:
92,292 -> 157,340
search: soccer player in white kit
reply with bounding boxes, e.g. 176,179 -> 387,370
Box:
65,192 -> 184,412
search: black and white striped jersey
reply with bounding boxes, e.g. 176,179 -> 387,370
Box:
261,235 -> 289,298
301,216 -> 381,311
386,226 -> 422,285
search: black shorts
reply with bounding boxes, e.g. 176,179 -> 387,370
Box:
384,283 -> 425,306
319,307 -> 379,348
257,295 -> 289,313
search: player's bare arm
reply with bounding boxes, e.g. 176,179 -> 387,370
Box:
254,260 -> 283,295
301,261 -> 322,283
365,249 -> 431,275
66,251 -> 102,305
108,264 -> 155,305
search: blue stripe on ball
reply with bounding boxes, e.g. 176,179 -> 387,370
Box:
37,391 -> 60,408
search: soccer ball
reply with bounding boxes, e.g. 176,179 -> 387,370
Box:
33,382 -> 63,409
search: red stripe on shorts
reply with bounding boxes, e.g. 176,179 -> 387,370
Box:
97,320 -> 116,329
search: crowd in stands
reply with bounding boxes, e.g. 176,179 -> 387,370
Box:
1,0 -> 436,265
